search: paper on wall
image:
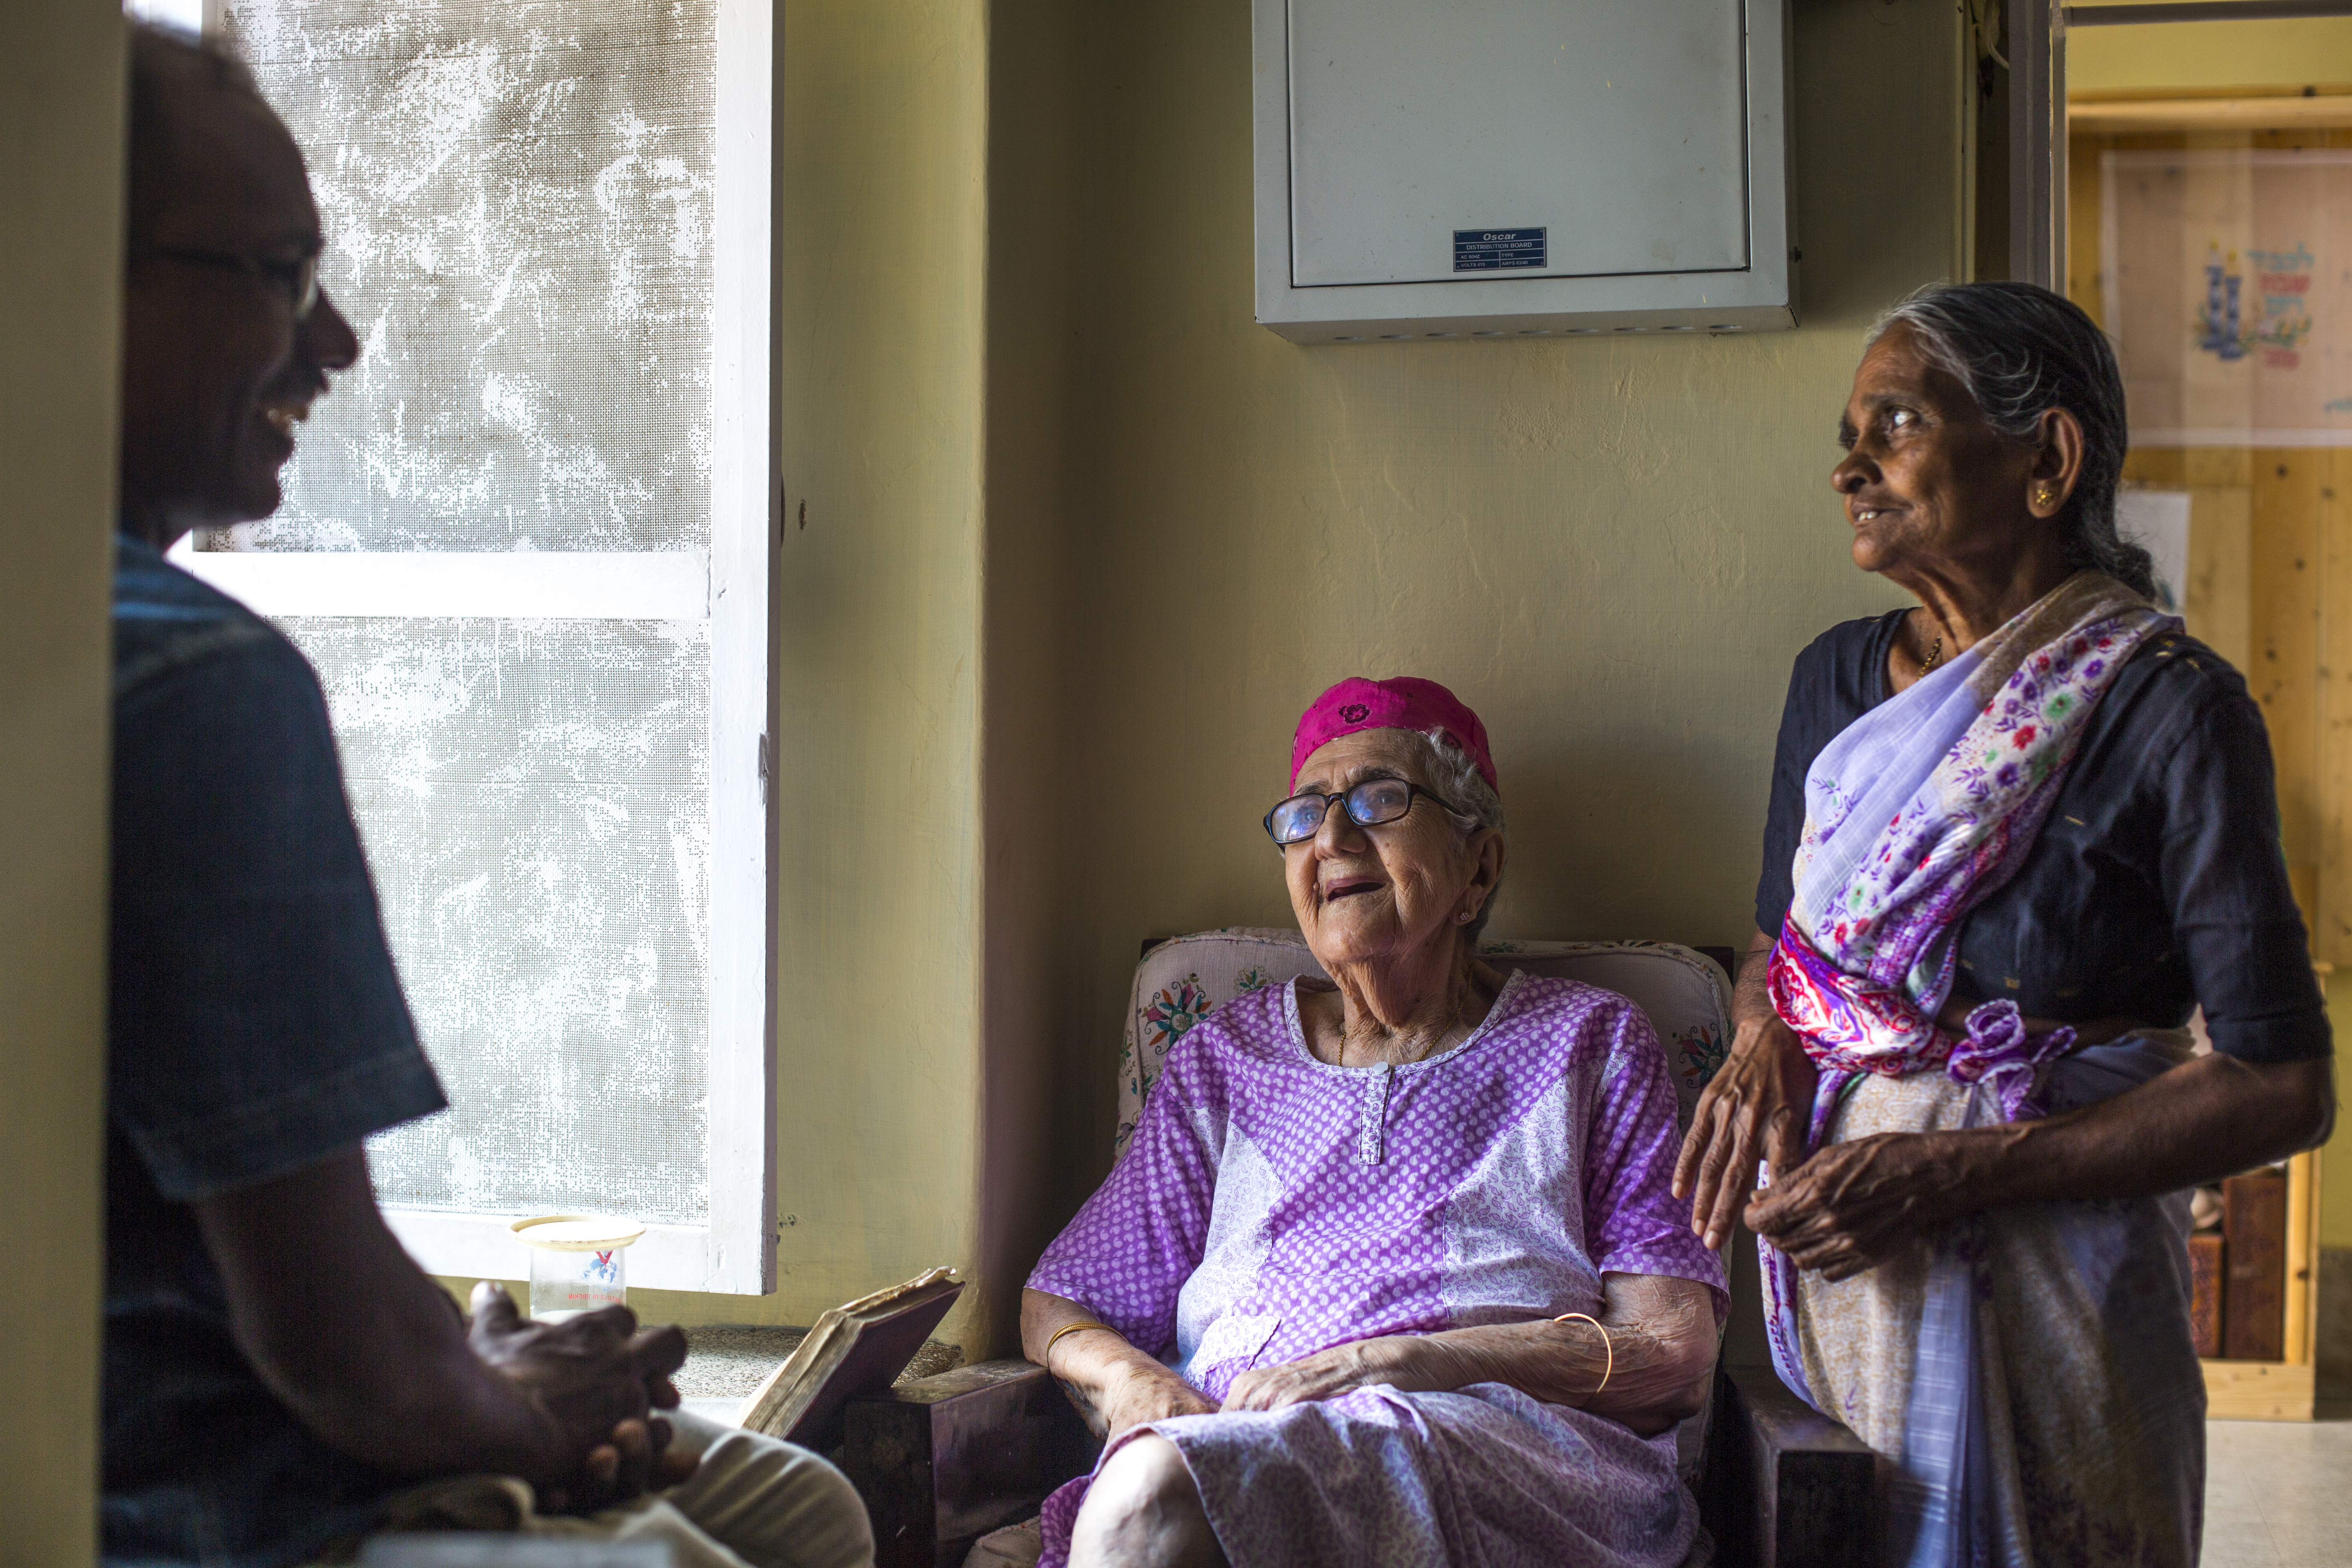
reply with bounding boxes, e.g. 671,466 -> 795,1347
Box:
2104,149 -> 2352,447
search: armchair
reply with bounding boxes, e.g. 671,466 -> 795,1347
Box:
839,931 -> 1873,1568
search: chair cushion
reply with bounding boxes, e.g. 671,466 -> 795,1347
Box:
1116,929 -> 1732,1164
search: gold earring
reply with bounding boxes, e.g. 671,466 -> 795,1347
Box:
2036,485 -> 2056,507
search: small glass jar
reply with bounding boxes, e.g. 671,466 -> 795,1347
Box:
510,1214 -> 646,1322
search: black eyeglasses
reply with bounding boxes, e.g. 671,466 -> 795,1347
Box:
1264,778 -> 1464,846
140,246 -> 321,323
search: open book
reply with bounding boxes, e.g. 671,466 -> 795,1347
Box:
734,1267 -> 965,1449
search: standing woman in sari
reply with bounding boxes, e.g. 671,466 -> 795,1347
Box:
1676,281 -> 2335,1567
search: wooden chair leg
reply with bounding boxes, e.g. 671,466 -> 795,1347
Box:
840,1360 -> 1098,1568
1699,1363 -> 1878,1568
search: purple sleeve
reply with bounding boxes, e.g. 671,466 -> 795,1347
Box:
1581,1000 -> 1727,1307
1025,1041 -> 1222,1358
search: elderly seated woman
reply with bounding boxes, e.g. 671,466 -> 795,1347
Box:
1020,677 -> 1727,1568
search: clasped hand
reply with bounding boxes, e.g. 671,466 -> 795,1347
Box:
1675,1014 -> 1964,1280
1096,1336 -> 1448,1439
1221,1335 -> 1452,1412
468,1281 -> 699,1512
1744,1130 -> 1969,1279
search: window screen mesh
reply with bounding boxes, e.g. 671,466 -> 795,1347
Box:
222,0 -> 715,552
302,617 -> 713,1223
214,0 -> 726,1229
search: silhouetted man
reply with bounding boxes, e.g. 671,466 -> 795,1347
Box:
104,27 -> 869,1567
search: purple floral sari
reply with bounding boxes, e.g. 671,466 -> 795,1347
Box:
1766,571 -> 2175,1108
1760,573 -> 2203,1567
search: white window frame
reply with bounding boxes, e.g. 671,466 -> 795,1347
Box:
171,0 -> 775,1295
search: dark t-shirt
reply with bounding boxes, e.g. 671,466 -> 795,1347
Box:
105,537 -> 448,1568
1755,610 -> 2330,1064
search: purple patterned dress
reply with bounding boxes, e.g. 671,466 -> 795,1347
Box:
1028,972 -> 1725,1568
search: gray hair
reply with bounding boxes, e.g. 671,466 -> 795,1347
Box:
1403,728 -> 1507,944
1869,281 -> 2156,599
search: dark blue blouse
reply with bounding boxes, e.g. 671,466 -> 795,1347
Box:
1755,609 -> 2330,1064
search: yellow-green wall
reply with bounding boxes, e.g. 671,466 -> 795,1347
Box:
1025,0 -> 1960,1234
2071,5 -> 2352,94
627,0 -> 997,1342
0,2 -> 123,1560
974,0 -> 1087,1355
470,0 -> 1971,1350
755,0 -> 991,1336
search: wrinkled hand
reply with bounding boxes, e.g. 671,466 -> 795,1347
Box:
1221,1336 -> 1451,1413
468,1282 -> 693,1511
1674,1013 -> 1817,1250
1094,1361 -> 1217,1439
1744,1130 -> 1967,1281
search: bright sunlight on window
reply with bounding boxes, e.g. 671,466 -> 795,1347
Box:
171,0 -> 775,1293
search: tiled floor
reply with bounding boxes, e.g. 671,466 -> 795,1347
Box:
2205,1417 -> 2352,1568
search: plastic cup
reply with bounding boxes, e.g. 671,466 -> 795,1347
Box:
510,1214 -> 647,1322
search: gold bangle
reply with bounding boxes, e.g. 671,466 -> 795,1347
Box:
1042,1319 -> 1116,1372
1552,1311 -> 1613,1397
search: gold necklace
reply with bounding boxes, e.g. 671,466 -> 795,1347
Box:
1918,630 -> 1944,675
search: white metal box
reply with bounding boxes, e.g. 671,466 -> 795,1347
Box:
1254,0 -> 1795,343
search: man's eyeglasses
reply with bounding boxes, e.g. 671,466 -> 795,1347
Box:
1264,778 -> 1464,846
141,246 -> 321,323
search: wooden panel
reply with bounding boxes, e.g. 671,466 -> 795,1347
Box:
2185,448 -> 2256,488
2225,1170 -> 2290,1361
2252,451 -> 2323,931
2068,132 -> 2107,326
2199,1150 -> 2322,1419
2074,96 -> 2352,133
2186,485 -> 2254,672
1704,1365 -> 1878,1568
2253,125 -> 2352,154
2075,126 -> 2331,1418
2287,1146 -> 2322,1365
2189,1232 -> 2225,1358
2320,450 -> 2352,963
2117,453 -> 2252,670
2202,1357 -> 2316,1421
842,1359 -> 1098,1568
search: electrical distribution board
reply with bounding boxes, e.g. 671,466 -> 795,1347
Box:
1255,0 -> 1795,343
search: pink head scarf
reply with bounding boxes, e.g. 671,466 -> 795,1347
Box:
1289,676 -> 1499,795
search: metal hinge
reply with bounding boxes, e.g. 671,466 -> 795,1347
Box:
758,733 -> 771,807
